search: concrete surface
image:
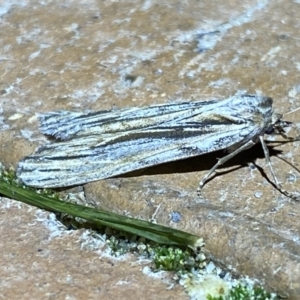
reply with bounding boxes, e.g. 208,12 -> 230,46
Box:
1,0 -> 300,298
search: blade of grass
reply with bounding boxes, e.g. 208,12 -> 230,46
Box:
0,177 -> 203,249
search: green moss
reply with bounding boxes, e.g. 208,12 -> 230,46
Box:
152,245 -> 205,272
207,283 -> 278,300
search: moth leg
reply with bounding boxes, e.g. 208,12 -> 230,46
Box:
197,140 -> 256,196
259,136 -> 300,200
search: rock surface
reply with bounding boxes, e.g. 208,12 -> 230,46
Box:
1,0 -> 300,298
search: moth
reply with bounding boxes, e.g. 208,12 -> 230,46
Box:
16,95 -> 297,198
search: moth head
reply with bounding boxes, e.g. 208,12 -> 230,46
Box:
266,112 -> 293,139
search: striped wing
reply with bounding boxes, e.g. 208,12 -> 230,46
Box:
17,95 -> 273,188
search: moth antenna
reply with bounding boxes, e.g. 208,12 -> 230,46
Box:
283,106 -> 300,117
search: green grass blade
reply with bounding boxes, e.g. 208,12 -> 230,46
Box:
0,178 -> 203,249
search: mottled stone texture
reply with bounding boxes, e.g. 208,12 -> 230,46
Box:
1,0 -> 300,298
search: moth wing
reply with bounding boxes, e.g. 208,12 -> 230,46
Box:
17,123 -> 257,188
18,95 -> 268,188
38,100 -> 213,140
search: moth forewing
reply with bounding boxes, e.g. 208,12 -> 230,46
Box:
16,94 -> 298,200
